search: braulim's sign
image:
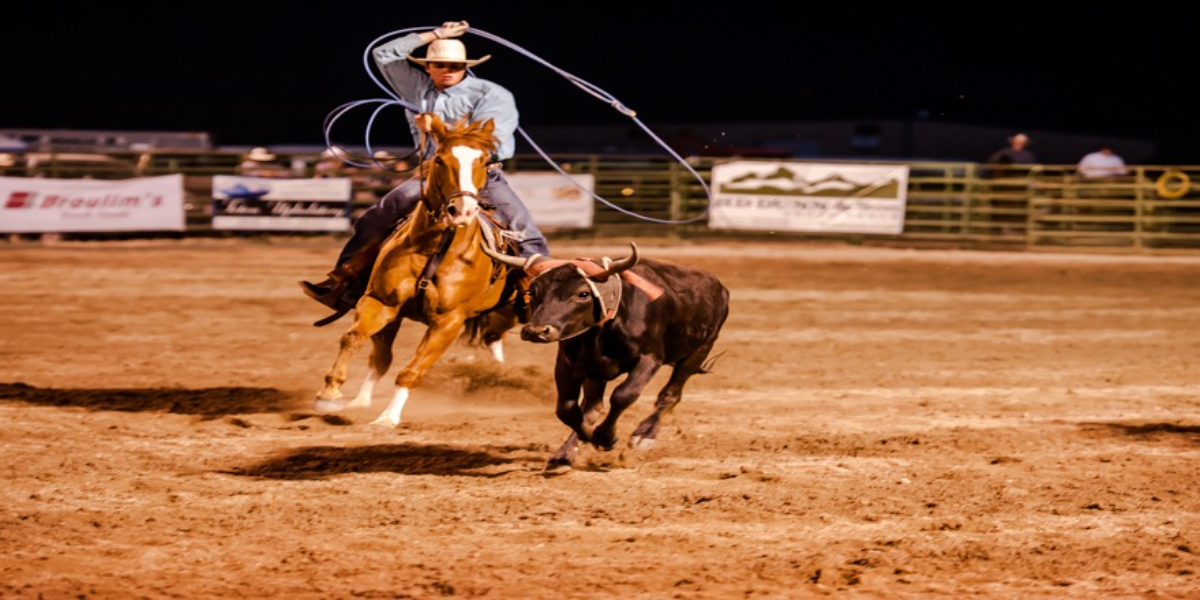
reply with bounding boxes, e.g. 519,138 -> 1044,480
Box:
505,172 -> 594,228
709,161 -> 910,235
212,176 -> 351,231
0,175 -> 185,233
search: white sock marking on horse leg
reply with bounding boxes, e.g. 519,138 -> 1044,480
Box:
489,340 -> 505,363
348,370 -> 378,408
370,387 -> 410,428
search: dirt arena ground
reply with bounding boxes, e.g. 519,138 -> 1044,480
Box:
1,236 -> 1198,598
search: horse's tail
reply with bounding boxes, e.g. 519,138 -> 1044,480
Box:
462,314 -> 490,348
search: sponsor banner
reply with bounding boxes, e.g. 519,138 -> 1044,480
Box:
212,176 -> 351,231
0,175 -> 185,233
506,172 -> 594,228
710,161 -> 909,235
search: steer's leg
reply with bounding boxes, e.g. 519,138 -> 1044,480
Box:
629,338 -> 718,450
316,295 -> 399,412
370,310 -> 467,428
590,356 -> 662,451
547,377 -> 606,470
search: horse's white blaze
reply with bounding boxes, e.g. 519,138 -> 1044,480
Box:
348,370 -> 379,408
371,387 -> 410,428
488,340 -> 505,363
450,145 -> 483,223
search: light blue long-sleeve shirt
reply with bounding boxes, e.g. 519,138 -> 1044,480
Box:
373,33 -> 519,161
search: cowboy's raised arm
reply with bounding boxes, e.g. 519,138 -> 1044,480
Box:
371,23 -> 467,100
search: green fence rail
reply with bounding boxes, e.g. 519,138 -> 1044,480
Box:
3,151 -> 1199,253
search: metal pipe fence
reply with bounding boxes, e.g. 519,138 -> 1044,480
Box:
3,151 -> 1199,253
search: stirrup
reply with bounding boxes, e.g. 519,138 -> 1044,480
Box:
312,306 -> 352,328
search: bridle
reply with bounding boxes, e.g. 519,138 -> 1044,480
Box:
417,127 -> 493,224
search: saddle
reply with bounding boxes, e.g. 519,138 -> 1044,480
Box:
304,210 -> 526,327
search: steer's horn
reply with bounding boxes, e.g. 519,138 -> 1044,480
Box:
480,244 -> 549,272
595,242 -> 640,280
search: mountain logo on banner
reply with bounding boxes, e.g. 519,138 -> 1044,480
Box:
719,167 -> 901,199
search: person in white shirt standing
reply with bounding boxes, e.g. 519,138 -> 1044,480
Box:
1077,144 -> 1128,178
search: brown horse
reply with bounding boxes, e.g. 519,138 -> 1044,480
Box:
313,115 -> 521,427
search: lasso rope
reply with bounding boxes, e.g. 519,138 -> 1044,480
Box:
322,26 -> 711,224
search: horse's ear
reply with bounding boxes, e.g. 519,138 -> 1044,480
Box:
480,118 -> 495,136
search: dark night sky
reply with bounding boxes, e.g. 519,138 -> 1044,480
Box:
4,3 -> 1198,162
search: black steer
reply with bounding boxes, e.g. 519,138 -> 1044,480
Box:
485,243 -> 729,469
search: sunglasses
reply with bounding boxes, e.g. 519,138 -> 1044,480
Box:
428,62 -> 466,72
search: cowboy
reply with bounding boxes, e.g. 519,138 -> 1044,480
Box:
300,20 -> 549,313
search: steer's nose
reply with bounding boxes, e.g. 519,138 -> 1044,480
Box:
521,323 -> 561,343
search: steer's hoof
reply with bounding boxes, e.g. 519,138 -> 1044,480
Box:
314,397 -> 347,413
543,458 -> 573,476
629,436 -> 657,451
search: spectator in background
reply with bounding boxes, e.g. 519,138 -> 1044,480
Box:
366,150 -> 411,200
987,132 -> 1037,166
0,153 -> 17,173
239,147 -> 288,177
135,153 -> 154,176
314,146 -> 351,178
1077,144 -> 1127,178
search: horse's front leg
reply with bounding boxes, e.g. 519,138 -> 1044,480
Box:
315,294 -> 399,412
370,309 -> 468,428
347,319 -> 402,409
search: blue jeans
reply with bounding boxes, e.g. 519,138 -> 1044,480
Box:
337,168 -> 550,266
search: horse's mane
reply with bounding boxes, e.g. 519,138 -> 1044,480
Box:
443,118 -> 499,156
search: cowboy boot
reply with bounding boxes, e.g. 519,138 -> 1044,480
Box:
300,232 -> 390,313
300,262 -> 362,312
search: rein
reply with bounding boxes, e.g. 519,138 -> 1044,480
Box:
415,228 -> 458,299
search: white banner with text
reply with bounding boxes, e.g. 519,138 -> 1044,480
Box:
212,176 -> 352,231
709,161 -> 909,234
505,172 -> 594,228
0,175 -> 185,233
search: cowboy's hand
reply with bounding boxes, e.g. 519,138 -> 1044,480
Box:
415,113 -> 435,133
433,21 -> 469,39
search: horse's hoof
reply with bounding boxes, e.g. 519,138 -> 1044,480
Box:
368,416 -> 400,429
314,397 -> 347,413
629,436 -> 657,451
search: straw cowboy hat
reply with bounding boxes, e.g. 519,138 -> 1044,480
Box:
408,39 -> 490,67
320,146 -> 349,160
247,147 -> 276,162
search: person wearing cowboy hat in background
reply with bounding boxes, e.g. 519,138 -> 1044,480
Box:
366,149 -> 411,201
239,146 -> 288,178
300,20 -> 550,315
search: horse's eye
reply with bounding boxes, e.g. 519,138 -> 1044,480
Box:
434,156 -> 445,165
578,291 -> 591,300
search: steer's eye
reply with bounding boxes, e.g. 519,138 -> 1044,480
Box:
577,291 -> 591,300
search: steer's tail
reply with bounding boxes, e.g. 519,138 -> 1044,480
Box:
699,350 -> 727,374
